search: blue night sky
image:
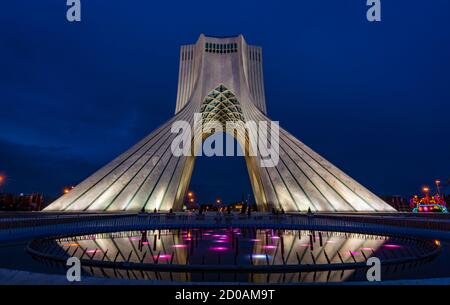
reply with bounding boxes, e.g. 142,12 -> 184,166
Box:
1,0 -> 449,203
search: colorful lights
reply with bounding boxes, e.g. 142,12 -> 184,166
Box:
172,244 -> 188,248
63,243 -> 80,247
360,247 -> 374,251
212,234 -> 228,239
53,228 -> 427,276
383,244 -> 401,249
154,254 -> 172,260
251,254 -> 272,259
209,246 -> 228,252
86,249 -> 102,254
63,186 -> 75,194
411,183 -> 448,213
261,245 -> 277,250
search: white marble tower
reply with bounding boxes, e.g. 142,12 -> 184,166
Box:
45,34 -> 395,212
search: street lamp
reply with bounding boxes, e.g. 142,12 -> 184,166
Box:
63,186 -> 75,194
435,180 -> 441,195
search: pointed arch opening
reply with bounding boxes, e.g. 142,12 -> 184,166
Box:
173,85 -> 268,211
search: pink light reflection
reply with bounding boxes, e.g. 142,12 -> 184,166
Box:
383,244 -> 402,249
86,249 -> 101,254
153,254 -> 172,260
262,245 -> 277,250
172,244 -> 187,248
212,234 -> 228,239
209,246 -> 229,252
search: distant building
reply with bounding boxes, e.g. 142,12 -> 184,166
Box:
230,202 -> 244,211
0,193 -> 45,211
185,201 -> 199,210
380,195 -> 409,212
0,193 -> 15,210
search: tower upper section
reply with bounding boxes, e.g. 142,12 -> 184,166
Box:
175,34 -> 267,115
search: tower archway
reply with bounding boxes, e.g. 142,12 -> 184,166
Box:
172,84 -> 268,211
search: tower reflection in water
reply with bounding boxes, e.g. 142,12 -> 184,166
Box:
57,228 -> 401,283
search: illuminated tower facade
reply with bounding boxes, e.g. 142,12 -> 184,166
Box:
45,34 -> 395,212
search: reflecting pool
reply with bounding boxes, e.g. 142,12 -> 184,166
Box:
30,228 -> 440,283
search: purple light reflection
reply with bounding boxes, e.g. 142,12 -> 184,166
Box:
262,245 -> 277,250
209,246 -> 229,252
86,249 -> 101,254
383,244 -> 402,249
154,254 -> 171,260
251,254 -> 272,259
172,244 -> 188,248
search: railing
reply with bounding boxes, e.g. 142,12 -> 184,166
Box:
313,213 -> 450,231
1,213 -> 449,242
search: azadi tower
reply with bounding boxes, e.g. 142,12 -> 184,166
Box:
45,34 -> 395,212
